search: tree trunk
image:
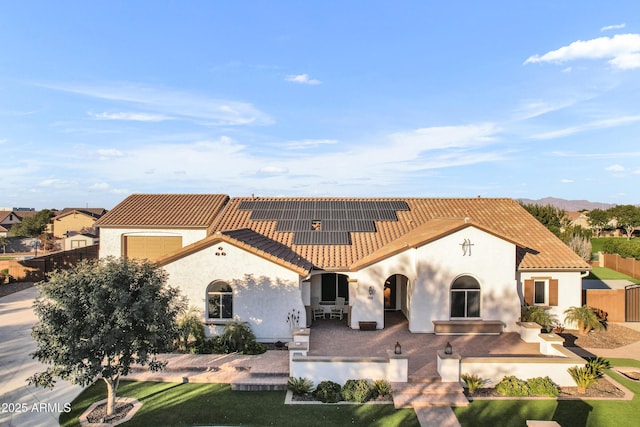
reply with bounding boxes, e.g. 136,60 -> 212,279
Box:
103,375 -> 120,416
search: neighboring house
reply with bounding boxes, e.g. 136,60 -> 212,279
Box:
565,211 -> 590,229
51,208 -> 107,239
63,231 -> 99,251
96,194 -> 590,342
0,211 -> 22,235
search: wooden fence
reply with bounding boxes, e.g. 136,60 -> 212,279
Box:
582,289 -> 626,322
0,245 -> 98,282
600,252 -> 640,280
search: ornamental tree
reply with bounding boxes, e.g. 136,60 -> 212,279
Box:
586,209 -> 611,238
609,205 -> 640,240
28,257 -> 185,416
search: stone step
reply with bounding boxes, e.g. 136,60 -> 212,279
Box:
231,375 -> 289,391
407,375 -> 440,384
393,391 -> 469,408
392,381 -> 464,394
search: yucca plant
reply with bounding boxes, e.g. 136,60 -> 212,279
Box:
586,357 -> 611,378
564,305 -> 606,335
568,366 -> 597,393
461,373 -> 489,394
287,377 -> 314,396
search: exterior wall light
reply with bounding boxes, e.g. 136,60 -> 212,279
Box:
368,286 -> 375,296
394,341 -> 402,355
444,342 -> 452,355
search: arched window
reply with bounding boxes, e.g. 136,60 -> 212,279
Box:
207,281 -> 233,319
450,275 -> 481,318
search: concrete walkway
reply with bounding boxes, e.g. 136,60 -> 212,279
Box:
0,286 -> 83,427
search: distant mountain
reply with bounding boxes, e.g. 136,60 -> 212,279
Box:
517,197 -> 615,212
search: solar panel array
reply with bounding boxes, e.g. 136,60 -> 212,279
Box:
239,200 -> 410,245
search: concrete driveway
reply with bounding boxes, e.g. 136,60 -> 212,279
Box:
0,286 -> 83,427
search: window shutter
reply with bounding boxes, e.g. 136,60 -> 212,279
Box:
549,279 -> 559,306
524,280 -> 534,305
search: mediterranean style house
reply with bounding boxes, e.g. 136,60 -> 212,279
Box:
95,194 -> 590,342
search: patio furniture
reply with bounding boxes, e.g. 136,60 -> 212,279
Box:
330,297 -> 346,320
311,297 -> 325,320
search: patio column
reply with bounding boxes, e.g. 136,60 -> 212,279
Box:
437,350 -> 461,382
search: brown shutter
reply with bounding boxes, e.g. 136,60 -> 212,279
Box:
549,279 -> 559,306
524,280 -> 534,305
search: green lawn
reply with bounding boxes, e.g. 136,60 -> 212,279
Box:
453,358 -> 640,427
591,237 -> 640,255
60,381 -> 419,427
586,266 -> 640,284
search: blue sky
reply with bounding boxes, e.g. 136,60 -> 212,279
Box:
1,2 -> 640,209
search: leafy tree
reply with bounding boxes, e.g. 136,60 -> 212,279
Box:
11,209 -> 55,237
520,203 -> 567,237
586,209 -> 611,238
0,235 -> 8,253
609,205 -> 640,240
28,257 -> 185,416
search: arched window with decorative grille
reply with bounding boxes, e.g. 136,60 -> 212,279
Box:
450,275 -> 481,318
207,281 -> 233,319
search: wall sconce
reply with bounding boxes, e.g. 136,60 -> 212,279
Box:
394,341 -> 402,355
444,342 -> 452,355
368,286 -> 375,296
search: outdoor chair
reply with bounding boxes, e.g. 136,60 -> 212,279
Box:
330,297 -> 346,320
311,297 -> 325,320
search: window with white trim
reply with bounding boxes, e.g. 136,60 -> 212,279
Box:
450,275 -> 481,318
207,281 -> 233,319
533,279 -> 548,305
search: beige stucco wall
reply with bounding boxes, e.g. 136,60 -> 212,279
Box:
162,242 -> 303,342
98,227 -> 208,258
52,213 -> 98,238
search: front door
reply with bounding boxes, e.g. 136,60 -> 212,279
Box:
384,275 -> 397,310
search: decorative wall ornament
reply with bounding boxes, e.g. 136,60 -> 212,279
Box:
460,238 -> 474,256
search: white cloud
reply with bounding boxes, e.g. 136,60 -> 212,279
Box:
285,74 -> 321,85
257,166 -> 289,175
562,66 -> 572,73
633,168 -> 640,174
601,23 -> 626,32
38,178 -> 76,188
524,33 -> 640,70
97,148 -> 125,160
513,100 -> 575,120
89,112 -> 172,122
0,138 -> 7,144
561,179 -> 574,183
89,182 -> 110,190
606,164 -> 625,172
281,139 -> 338,150
39,82 -> 273,126
530,114 -> 640,139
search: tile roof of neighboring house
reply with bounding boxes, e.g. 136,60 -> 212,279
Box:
0,211 -> 14,223
54,208 -> 107,220
95,194 -> 229,228
208,196 -> 591,272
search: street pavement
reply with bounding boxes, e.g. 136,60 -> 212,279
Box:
0,286 -> 83,427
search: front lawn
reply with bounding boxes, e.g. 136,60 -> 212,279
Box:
60,381 -> 419,427
453,358 -> 640,427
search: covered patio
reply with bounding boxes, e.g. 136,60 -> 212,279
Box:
307,311 -> 545,378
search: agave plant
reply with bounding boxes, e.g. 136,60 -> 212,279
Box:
461,373 -> 489,394
568,366 -> 597,393
564,305 -> 606,335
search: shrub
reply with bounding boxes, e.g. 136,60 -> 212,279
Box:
287,377 -> 314,396
495,376 -> 529,397
175,307 -> 206,352
342,379 -> 372,403
564,305 -> 606,335
461,373 -> 489,394
568,366 -> 598,393
586,357 -> 611,378
370,379 -> 393,399
526,376 -> 559,397
521,305 -> 556,332
314,380 -> 343,403
218,321 -> 266,355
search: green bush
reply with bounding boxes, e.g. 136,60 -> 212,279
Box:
568,366 -> 598,393
314,380 -> 343,403
526,376 -> 559,397
342,379 -> 372,403
495,376 -> 529,397
370,379 -> 393,399
175,307 -> 206,352
461,373 -> 489,394
521,305 -> 556,332
218,321 -> 266,355
287,377 -> 314,396
586,357 -> 611,378
601,238 -> 640,260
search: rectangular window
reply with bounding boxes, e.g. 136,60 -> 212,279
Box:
208,294 -> 233,319
321,274 -> 349,302
466,291 -> 481,317
534,280 -> 546,305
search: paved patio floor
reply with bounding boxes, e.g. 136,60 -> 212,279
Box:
308,312 -> 543,378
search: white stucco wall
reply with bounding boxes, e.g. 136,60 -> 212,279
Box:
98,227 -> 208,258
161,242 -> 304,342
518,270 -> 584,329
355,227 -> 520,333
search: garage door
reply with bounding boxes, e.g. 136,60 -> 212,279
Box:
124,236 -> 183,261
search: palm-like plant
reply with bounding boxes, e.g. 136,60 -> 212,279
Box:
521,305 -> 556,332
564,305 -> 605,335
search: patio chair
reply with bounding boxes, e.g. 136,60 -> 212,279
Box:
311,297 -> 324,320
330,297 -> 346,320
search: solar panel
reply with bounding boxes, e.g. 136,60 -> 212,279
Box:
293,231 -> 351,245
